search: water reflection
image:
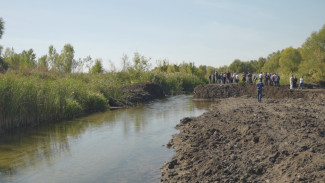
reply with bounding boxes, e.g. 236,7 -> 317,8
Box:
0,95 -> 215,183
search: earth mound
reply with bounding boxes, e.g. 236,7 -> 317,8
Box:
161,84 -> 325,182
193,83 -> 324,100
120,82 -> 165,106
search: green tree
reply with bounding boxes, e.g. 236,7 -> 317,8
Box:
197,65 -> 207,78
130,52 -> 151,73
252,57 -> 266,72
228,59 -> 243,72
216,65 -> 229,73
279,47 -> 302,74
90,59 -> 104,74
155,59 -> 169,72
0,17 -> 4,39
47,45 -> 60,71
0,46 -> 8,72
228,59 -> 255,73
20,49 -> 36,68
38,55 -> 48,68
3,47 -> 17,68
2,48 -> 36,69
299,25 -> 325,80
60,44 -> 75,73
262,51 -> 281,73
167,64 -> 179,73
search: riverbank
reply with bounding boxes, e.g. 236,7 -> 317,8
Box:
1,70 -> 205,135
161,84 -> 325,182
0,80 -> 165,135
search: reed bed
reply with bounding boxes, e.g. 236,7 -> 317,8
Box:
0,70 -> 204,133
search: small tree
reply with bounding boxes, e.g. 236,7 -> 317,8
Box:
90,59 -> 104,74
60,44 -> 75,73
130,52 -> 151,73
121,54 -> 130,72
47,45 -> 60,71
84,55 -> 93,73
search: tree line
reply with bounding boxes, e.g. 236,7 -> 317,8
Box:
1,17 -> 325,82
214,25 -> 325,82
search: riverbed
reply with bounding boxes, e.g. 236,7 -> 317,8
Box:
0,95 -> 213,183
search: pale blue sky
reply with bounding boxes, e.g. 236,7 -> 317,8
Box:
1,0 -> 325,70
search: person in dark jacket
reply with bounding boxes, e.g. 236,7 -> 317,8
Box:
256,79 -> 264,103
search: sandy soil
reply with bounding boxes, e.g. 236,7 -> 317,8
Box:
161,84 -> 325,183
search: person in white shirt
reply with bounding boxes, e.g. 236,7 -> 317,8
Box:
290,75 -> 294,90
259,72 -> 263,80
299,76 -> 304,89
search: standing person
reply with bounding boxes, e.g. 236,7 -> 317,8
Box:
214,71 -> 218,84
248,72 -> 252,84
293,76 -> 298,88
208,74 -> 212,84
299,76 -> 304,89
264,72 -> 268,85
242,72 -> 246,83
290,75 -> 294,90
212,73 -> 216,84
235,74 -> 239,83
270,73 -> 274,86
274,74 -> 280,86
256,79 -> 264,103
259,72 -> 263,82
253,73 -> 257,83
226,72 -> 231,83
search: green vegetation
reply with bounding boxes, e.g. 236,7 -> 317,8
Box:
0,70 -> 204,132
0,17 -> 4,39
213,25 -> 325,84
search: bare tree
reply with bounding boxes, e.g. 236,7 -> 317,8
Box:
121,53 -> 130,72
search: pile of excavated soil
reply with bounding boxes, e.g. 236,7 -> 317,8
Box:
120,82 -> 165,106
193,83 -> 324,100
161,85 -> 325,182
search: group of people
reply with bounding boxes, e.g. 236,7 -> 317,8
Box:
289,75 -> 305,90
208,71 -> 305,103
208,71 -> 281,86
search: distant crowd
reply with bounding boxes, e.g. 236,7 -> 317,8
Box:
208,71 -> 305,89
208,71 -> 281,86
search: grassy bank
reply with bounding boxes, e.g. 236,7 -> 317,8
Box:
0,70 -> 204,133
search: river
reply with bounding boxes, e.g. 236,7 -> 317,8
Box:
0,95 -> 213,183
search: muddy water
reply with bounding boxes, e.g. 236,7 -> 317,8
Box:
0,95 -> 213,183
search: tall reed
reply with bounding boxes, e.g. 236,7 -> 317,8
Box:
0,70 -> 205,133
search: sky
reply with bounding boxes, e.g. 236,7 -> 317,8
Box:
1,0 -> 325,70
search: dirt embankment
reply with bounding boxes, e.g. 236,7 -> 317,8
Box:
161,84 -> 325,182
193,83 -> 324,100
119,82 -> 165,106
